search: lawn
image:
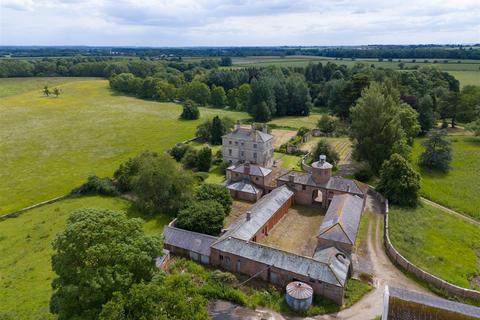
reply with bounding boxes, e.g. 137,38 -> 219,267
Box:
274,152 -> 302,171
269,113 -> 323,129
388,203 -> 480,290
0,195 -> 170,319
0,77 -> 98,98
0,78 -> 249,214
411,135 -> 480,220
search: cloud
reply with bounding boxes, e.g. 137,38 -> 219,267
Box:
0,0 -> 479,46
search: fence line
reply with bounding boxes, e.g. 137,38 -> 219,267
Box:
0,195 -> 69,221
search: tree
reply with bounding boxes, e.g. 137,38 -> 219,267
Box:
180,99 -> 200,120
317,114 -> 339,134
175,200 -> 225,236
43,85 -> 50,97
155,80 -> 176,101
398,105 -> 421,145
458,85 -> 480,123
179,81 -> 210,105
311,139 -> 340,167
99,280 -> 208,320
420,130 -> 452,172
236,83 -> 251,110
169,143 -> 192,162
350,83 -> 411,173
53,87 -> 60,97
181,149 -> 199,169
417,95 -> 436,134
113,151 -> 158,193
210,116 -> 224,145
377,153 -> 421,207
50,208 -> 162,320
439,91 -> 460,128
130,153 -> 195,214
196,147 -> 212,172
220,57 -> 233,67
194,184 -> 232,215
251,101 -> 271,122
210,85 -> 227,108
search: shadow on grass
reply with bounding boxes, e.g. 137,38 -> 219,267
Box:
125,201 -> 172,232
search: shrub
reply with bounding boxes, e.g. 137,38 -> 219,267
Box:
296,127 -> 309,137
317,114 -> 339,134
175,200 -> 225,236
113,151 -> 158,192
194,184 -> 233,215
193,172 -> 209,182
169,143 -> 192,162
181,149 -> 199,169
219,160 -> 230,174
72,175 -> 119,196
196,147 -> 212,172
209,270 -> 236,284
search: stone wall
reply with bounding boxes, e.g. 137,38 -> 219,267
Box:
383,202 -> 480,301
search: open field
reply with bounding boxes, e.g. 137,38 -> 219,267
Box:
269,113 -> 323,129
411,135 -> 480,220
447,70 -> 480,87
0,195 -> 170,319
0,77 -> 98,98
261,205 -> 325,256
0,78 -> 249,214
389,203 -> 480,290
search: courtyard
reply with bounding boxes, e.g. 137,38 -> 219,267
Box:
260,204 -> 325,256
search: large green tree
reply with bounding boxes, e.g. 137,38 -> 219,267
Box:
350,83 -> 414,173
50,208 -> 162,320
194,184 -> 232,215
210,85 -> 227,108
180,99 -> 200,120
458,85 -> 480,123
131,154 -> 194,214
179,81 -> 211,105
175,200 -> 225,236
377,153 -> 421,207
419,130 -> 452,172
311,139 -> 340,168
417,95 -> 436,135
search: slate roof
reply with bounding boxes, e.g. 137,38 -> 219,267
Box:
387,286 -> 480,318
226,180 -> 262,195
163,225 -> 218,257
325,177 -> 368,196
211,237 -> 349,287
224,127 -> 273,143
278,171 -> 321,187
318,194 -> 364,245
220,185 -> 294,241
231,163 -> 272,177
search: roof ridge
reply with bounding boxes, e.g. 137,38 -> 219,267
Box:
165,225 -> 220,240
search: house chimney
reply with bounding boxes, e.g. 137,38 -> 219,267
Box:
244,162 -> 250,175
288,173 -> 295,183
319,155 -> 326,165
246,211 -> 251,221
262,123 -> 268,133
236,120 -> 241,130
251,122 -> 256,132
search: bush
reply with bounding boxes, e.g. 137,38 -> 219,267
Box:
113,151 -> 158,193
194,172 -> 209,182
181,149 -> 199,169
175,200 -> 225,236
72,175 -> 119,196
194,184 -> 233,215
179,99 -> 200,120
196,147 -> 212,172
219,161 -> 230,174
169,143 -> 192,162
317,114 -> 339,134
354,166 -> 374,182
296,127 -> 309,137
209,270 -> 237,284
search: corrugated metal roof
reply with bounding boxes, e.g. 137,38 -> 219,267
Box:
224,127 -> 273,143
388,286 -> 480,318
211,237 -> 348,287
286,281 -> 314,299
318,194 -> 364,245
221,185 -> 294,241
231,164 -> 272,177
226,180 -> 262,194
163,225 -> 218,256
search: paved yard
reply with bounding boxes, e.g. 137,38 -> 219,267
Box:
224,200 -> 252,228
260,204 -> 325,256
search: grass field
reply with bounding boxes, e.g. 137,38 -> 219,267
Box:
411,135 -> 480,220
274,152 -> 302,170
0,77 -> 98,98
0,195 -> 170,319
0,78 -> 249,214
389,204 -> 480,290
269,113 -> 323,129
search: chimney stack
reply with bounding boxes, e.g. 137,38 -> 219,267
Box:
288,173 -> 295,183
262,123 -> 268,133
244,162 -> 250,175
236,120 -> 241,130
246,211 -> 251,221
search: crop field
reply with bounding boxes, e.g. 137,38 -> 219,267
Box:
411,135 -> 480,220
0,195 -> 169,319
268,113 -> 323,129
0,78 -> 249,214
389,203 -> 480,290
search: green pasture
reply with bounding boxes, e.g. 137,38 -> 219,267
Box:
389,203 -> 480,290
411,135 -> 480,220
0,78 -> 248,214
0,195 -> 170,319
0,77 -> 98,98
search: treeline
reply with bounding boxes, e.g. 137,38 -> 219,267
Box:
0,56 -> 221,78
2,45 -> 479,59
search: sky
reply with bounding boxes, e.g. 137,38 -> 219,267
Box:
0,0 -> 479,46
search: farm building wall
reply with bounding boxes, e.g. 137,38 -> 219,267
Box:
209,248 -> 344,304
164,243 -> 210,264
317,239 -> 353,254
250,194 -> 294,242
229,189 -> 262,202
